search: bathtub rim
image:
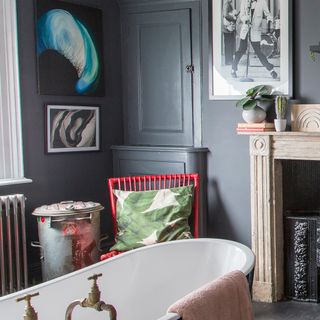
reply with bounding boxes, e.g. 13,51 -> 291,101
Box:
0,237 -> 255,302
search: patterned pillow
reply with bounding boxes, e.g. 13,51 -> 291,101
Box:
110,185 -> 194,251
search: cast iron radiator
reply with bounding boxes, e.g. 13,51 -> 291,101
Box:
0,194 -> 28,296
284,212 -> 320,302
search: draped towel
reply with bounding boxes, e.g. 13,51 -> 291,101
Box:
168,270 -> 254,320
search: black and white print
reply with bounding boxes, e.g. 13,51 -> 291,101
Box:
46,105 -> 100,153
210,0 -> 290,99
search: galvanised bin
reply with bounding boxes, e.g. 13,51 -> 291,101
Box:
32,201 -> 104,281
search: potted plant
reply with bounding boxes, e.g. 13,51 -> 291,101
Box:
274,95 -> 287,131
236,85 -> 273,123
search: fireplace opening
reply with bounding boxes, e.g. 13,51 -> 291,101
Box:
282,160 -> 320,302
282,160 -> 320,212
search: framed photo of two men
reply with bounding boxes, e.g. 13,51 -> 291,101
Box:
209,0 -> 292,99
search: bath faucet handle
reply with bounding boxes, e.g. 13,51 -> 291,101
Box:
16,292 -> 40,320
86,273 -> 103,305
88,273 -> 102,282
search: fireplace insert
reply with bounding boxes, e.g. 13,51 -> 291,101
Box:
284,211 -> 320,302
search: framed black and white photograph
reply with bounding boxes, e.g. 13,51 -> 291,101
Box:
46,105 -> 100,153
209,0 -> 291,99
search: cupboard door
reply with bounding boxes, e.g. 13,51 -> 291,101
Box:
123,9 -> 193,146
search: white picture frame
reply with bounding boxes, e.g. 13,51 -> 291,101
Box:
209,0 -> 292,100
46,104 -> 100,153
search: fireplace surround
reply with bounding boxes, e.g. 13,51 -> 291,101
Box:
241,132 -> 320,302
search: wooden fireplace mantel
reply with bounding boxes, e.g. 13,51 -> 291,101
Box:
239,131 -> 320,302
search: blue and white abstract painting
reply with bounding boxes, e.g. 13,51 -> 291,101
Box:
36,0 -> 104,96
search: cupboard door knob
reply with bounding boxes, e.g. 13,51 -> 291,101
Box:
186,64 -> 194,73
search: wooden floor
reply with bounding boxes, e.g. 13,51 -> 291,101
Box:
254,301 -> 320,319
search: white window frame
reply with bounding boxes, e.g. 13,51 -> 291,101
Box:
0,0 -> 31,186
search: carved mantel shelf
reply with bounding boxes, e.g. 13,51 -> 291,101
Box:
239,131 -> 320,302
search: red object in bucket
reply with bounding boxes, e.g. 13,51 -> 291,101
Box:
63,224 -> 78,236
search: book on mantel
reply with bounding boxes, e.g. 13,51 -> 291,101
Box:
236,122 -> 275,132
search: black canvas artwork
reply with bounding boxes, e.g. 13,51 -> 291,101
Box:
36,0 -> 105,96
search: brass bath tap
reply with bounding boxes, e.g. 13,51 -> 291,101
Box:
16,292 -> 40,320
65,273 -> 117,320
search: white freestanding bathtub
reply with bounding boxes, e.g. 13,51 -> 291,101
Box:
0,238 -> 255,320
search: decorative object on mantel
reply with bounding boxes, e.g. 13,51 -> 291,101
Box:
236,85 -> 273,123
274,95 -> 287,132
236,122 -> 275,133
309,42 -> 320,62
291,104 -> 320,132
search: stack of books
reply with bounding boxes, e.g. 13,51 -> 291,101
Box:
236,122 -> 275,132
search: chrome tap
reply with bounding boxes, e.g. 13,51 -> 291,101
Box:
16,292 -> 40,320
65,273 -> 117,320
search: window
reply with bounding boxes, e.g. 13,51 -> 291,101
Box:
0,0 -> 31,186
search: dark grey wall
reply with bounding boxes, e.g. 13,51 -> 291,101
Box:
2,0 -> 316,258
0,0 -> 123,263
201,0 -> 251,246
294,0 -> 320,103
202,0 -> 318,247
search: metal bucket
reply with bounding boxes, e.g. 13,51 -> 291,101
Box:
32,201 -> 104,281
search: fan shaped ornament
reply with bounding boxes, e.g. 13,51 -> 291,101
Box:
291,104 -> 320,132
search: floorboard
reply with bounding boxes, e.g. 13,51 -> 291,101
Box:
254,301 -> 320,319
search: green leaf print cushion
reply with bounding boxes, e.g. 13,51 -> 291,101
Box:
110,185 -> 194,251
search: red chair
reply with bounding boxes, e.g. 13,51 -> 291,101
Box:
101,174 -> 200,260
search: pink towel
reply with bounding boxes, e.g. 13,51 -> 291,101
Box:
168,270 -> 253,320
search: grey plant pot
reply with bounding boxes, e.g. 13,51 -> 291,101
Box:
242,107 -> 267,123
